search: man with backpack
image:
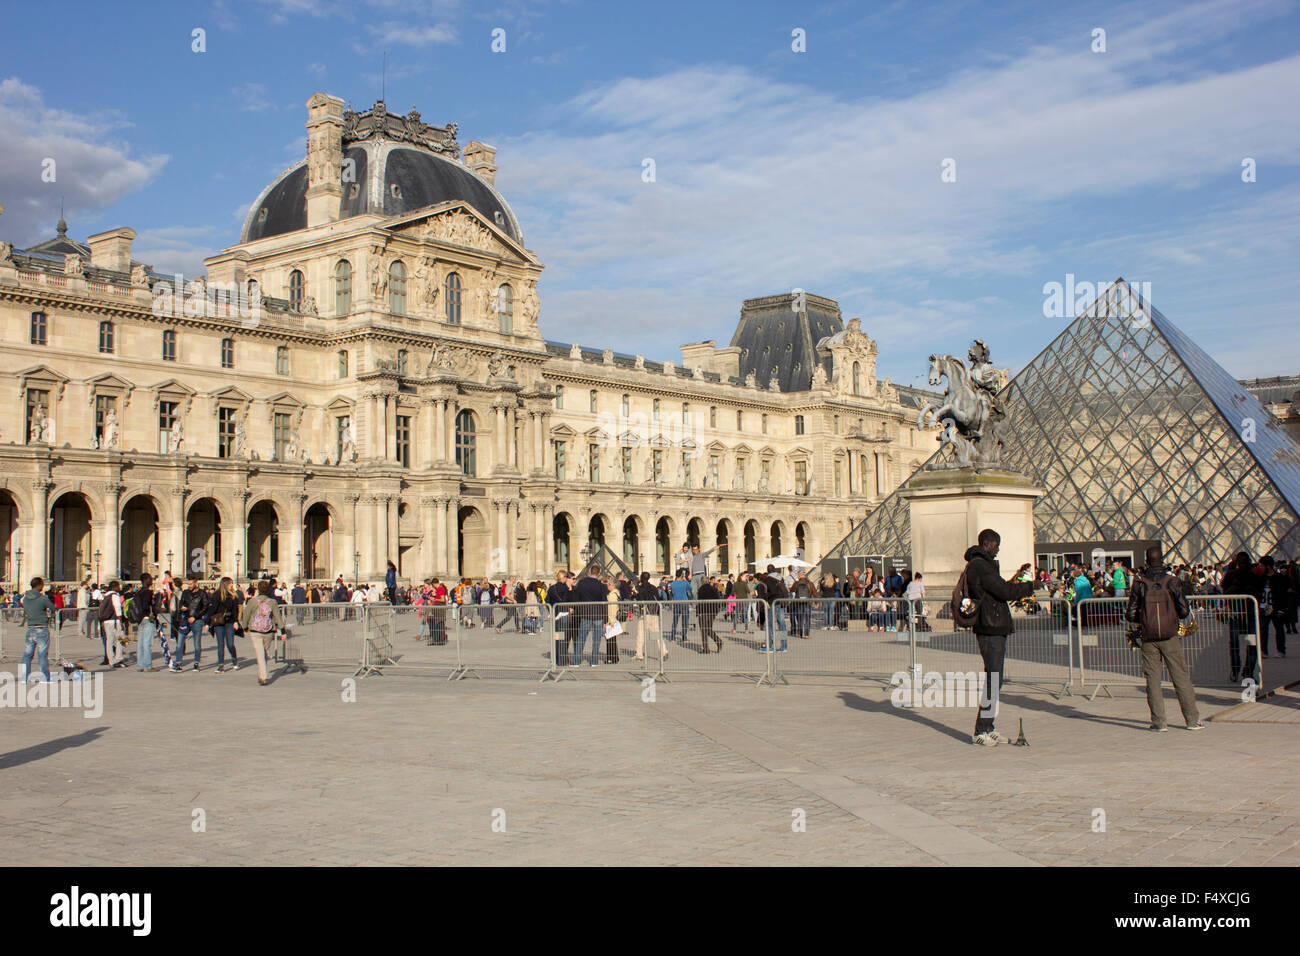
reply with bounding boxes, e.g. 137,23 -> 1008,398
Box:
1125,544 -> 1204,732
956,529 -> 1034,746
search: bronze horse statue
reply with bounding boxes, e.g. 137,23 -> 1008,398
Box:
917,353 -> 1003,468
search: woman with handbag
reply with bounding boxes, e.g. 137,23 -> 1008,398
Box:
208,576 -> 243,672
603,576 -> 622,664
633,572 -> 667,662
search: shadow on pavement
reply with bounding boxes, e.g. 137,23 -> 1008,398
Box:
0,727 -> 109,770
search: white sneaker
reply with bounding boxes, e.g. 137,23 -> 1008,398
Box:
971,733 -> 998,747
986,730 -> 1011,744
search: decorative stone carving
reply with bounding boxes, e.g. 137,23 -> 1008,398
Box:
102,409 -> 119,449
769,372 -> 781,392
692,366 -> 705,379
634,354 -> 645,370
602,349 -> 614,366
486,350 -> 507,380
427,341 -> 472,374
427,210 -> 494,250
64,254 -> 83,277
301,295 -> 318,315
663,361 -> 674,377
0,241 -> 12,263
341,100 -> 460,157
520,280 -> 538,331
569,344 -> 582,360
416,257 -> 439,309
745,371 -> 757,388
234,416 -> 248,458
130,264 -> 148,287
811,364 -> 828,388
168,418 -> 184,454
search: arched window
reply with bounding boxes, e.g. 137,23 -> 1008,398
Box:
455,410 -> 476,476
288,269 -> 304,311
444,272 -> 462,324
852,361 -> 862,396
388,260 -> 406,314
338,350 -> 349,378
496,283 -> 513,333
98,321 -> 114,354
334,260 -> 352,315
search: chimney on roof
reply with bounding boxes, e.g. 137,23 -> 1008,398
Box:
86,227 -> 136,274
305,92 -> 345,228
464,141 -> 498,185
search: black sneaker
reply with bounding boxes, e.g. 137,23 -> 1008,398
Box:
192,662 -> 200,671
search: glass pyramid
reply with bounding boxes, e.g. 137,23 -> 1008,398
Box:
824,280 -> 1300,566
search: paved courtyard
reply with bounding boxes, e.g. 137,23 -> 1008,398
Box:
3,637 -> 1299,866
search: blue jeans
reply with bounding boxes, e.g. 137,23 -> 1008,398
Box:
136,619 -> 158,669
764,605 -> 789,651
573,616 -> 603,664
211,622 -> 236,665
671,604 -> 691,642
22,626 -> 51,682
178,619 -> 204,665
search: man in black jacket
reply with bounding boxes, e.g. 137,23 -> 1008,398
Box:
1220,552 -> 1260,683
696,576 -> 724,653
1125,544 -> 1203,731
177,574 -> 209,671
573,565 -> 607,666
963,529 -> 1034,746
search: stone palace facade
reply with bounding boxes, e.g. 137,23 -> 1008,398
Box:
0,93 -> 936,586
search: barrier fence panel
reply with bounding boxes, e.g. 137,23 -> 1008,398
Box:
656,597 -> 768,683
769,597 -> 914,683
278,602 -> 366,673
443,599 -> 552,680
1076,595 -> 1261,699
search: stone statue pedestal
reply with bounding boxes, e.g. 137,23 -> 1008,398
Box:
899,468 -> 1043,594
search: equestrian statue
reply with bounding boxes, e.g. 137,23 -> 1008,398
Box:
916,340 -> 1009,469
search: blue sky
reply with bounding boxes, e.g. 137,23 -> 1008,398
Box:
1,0 -> 1298,386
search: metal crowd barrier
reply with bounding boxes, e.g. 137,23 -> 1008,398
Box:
1076,594 -> 1262,698
281,602 -> 368,675
768,596 -> 915,684
357,600 -> 554,679
540,598 -> 772,685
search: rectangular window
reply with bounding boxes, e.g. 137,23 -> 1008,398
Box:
653,449 -> 663,484
554,385 -> 564,410
99,322 -> 115,354
681,452 -> 692,487
218,407 -> 236,459
652,399 -> 660,420
760,459 -> 771,489
162,329 -> 177,362
708,454 -> 719,490
682,402 -> 689,424
553,440 -> 566,481
395,415 -> 411,468
91,395 -> 117,448
397,350 -> 408,375
338,350 -> 349,378
26,388 -> 49,444
589,389 -> 598,413
221,338 -> 234,369
621,394 -> 630,417
761,414 -> 768,434
273,412 -> 291,461
795,415 -> 805,436
835,461 -> 844,497
736,458 -> 747,488
795,460 -> 808,496
710,407 -> 717,428
620,446 -> 632,484
834,415 -> 839,434
589,443 -> 599,483
736,410 -> 743,430
30,312 -> 47,346
158,400 -> 178,454
276,346 -> 289,375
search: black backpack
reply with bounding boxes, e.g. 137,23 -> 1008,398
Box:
1140,572 -> 1180,642
951,568 -> 980,630
126,587 -> 153,625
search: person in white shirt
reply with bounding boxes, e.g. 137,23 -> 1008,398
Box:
350,586 -> 367,605
75,576 -> 93,642
904,572 -> 928,630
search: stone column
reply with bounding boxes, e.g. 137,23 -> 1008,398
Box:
446,496 -> 460,578
387,495 -> 399,577
343,493 -> 360,584
494,499 -> 508,574
421,496 -> 437,580
494,403 -> 507,472
508,406 -> 518,469
166,485 -> 185,578
287,491 -> 306,583
532,503 -> 545,577
434,495 -> 449,579
105,482 -> 126,581
421,400 -> 437,469
28,479 -> 51,581
445,398 -> 459,463
541,411 -> 553,475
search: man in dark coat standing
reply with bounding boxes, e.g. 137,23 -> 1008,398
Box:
962,529 -> 1034,746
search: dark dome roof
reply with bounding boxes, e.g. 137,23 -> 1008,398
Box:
241,140 -> 521,244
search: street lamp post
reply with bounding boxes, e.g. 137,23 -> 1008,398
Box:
353,551 -> 360,585
94,549 -> 102,586
235,550 -> 242,584
296,549 -> 303,581
15,547 -> 22,590
166,550 -> 174,576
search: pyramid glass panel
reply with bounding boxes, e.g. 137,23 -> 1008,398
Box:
823,280 -> 1300,566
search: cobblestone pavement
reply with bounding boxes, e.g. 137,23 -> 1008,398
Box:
1,657 -> 1296,866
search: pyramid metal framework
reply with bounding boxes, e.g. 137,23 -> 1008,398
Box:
822,280 -> 1300,567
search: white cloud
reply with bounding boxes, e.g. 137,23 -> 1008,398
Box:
366,21 -> 457,47
0,77 -> 168,246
